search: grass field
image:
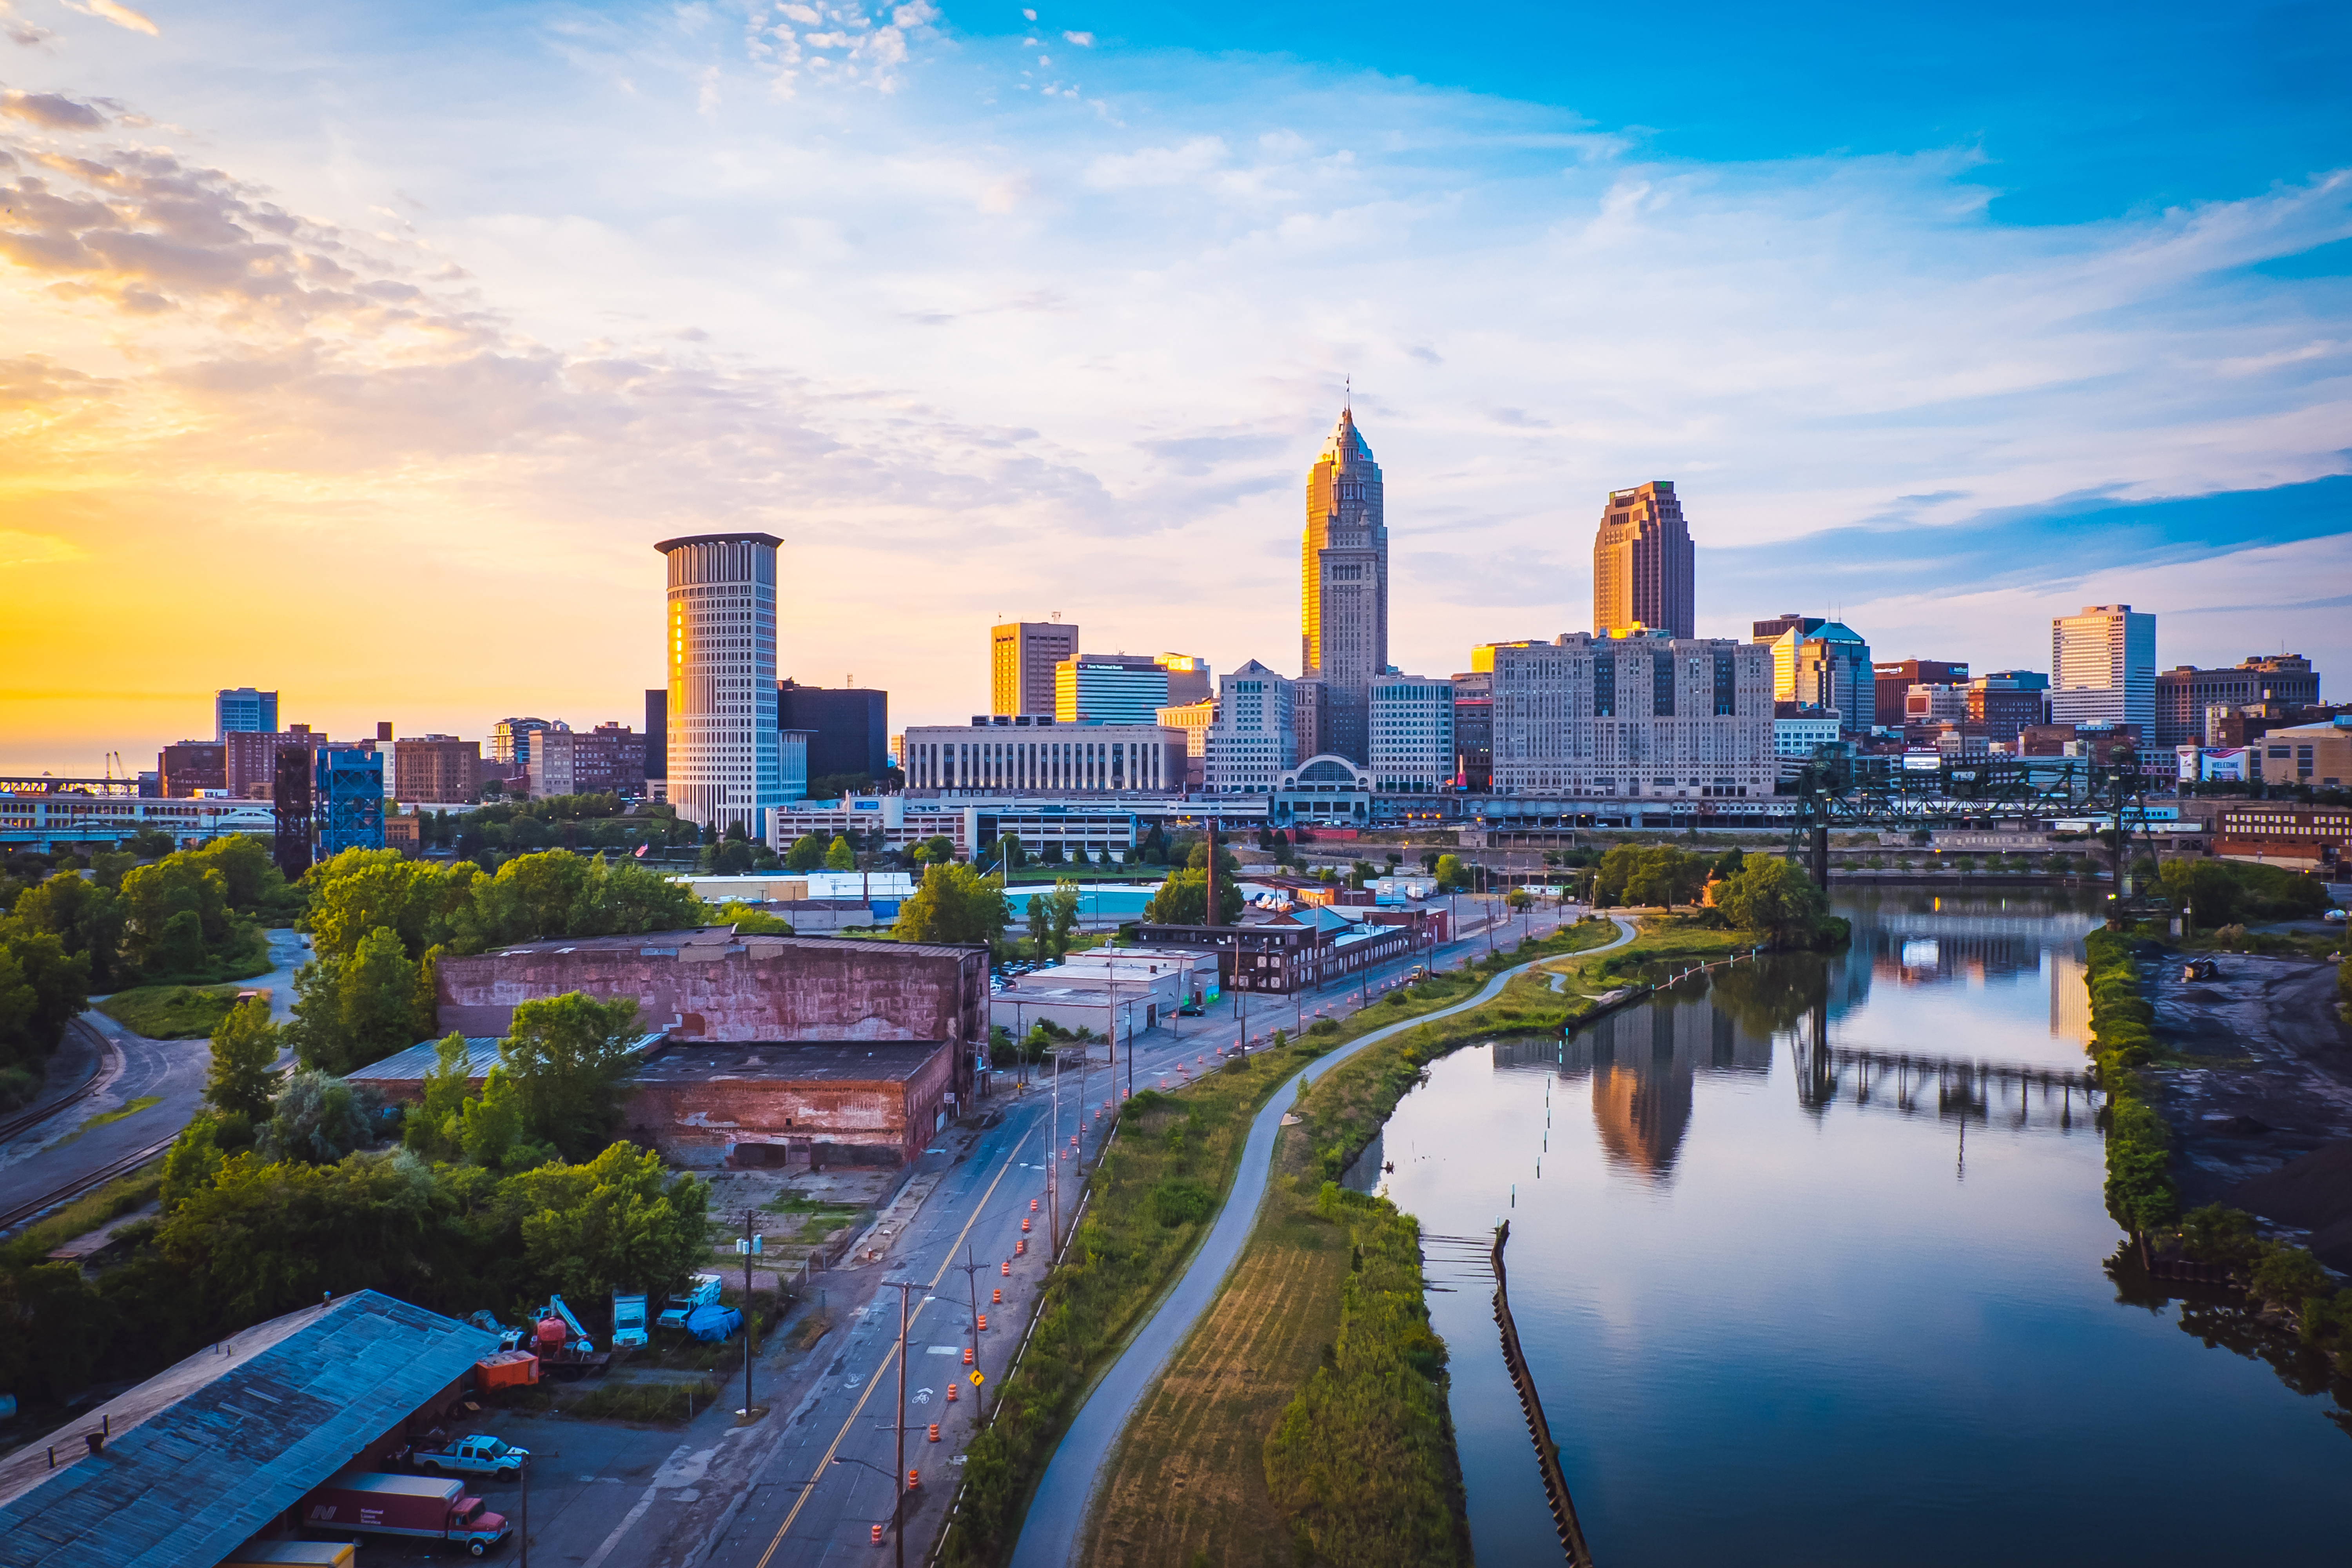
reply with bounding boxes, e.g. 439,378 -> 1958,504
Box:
0,1161 -> 166,1265
1080,1123 -> 1352,1568
97,984 -> 245,1039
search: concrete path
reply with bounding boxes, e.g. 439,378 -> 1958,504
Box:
1009,916 -> 1639,1568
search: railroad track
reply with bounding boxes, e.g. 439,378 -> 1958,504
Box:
0,1133 -> 180,1236
0,1017 -> 120,1146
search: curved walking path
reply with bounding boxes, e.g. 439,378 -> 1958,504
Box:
1009,916 -> 1640,1567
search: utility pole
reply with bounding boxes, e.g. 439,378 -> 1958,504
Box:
738,1209 -> 761,1417
886,1278 -> 916,1568
1048,1047 -> 1061,1258
947,1248 -> 990,1419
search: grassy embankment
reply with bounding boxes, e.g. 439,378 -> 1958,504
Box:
943,919 -> 1626,1566
1076,915 -> 1775,1566
97,984 -> 248,1039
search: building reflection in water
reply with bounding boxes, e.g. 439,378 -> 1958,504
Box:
1492,900 -> 2099,1185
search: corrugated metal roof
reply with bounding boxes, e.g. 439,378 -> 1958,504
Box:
0,1291 -> 497,1568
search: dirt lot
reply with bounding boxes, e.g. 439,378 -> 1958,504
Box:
1080,1125 -> 1348,1568
2145,949 -> 2352,1268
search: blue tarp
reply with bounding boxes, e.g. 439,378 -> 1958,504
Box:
686,1303 -> 743,1342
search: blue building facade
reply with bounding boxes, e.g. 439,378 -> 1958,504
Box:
315,746 -> 385,856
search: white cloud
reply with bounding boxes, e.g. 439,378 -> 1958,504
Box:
1062,30 -> 1093,46
59,0 -> 156,35
1,25 -> 2347,735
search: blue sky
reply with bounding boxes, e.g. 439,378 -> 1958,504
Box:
0,0 -> 2347,762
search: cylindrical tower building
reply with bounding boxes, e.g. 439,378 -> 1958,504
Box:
656,532 -> 784,838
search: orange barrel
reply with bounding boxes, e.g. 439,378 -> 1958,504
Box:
1022,1217 -> 1031,1233
1016,1239 -> 1026,1256
907,1470 -> 920,1491
993,1287 -> 1002,1304
963,1346 -> 974,1365
946,1381 -> 958,1403
1030,1198 -> 1039,1212
872,1525 -> 884,1545
928,1424 -> 940,1443
977,1313 -> 987,1331
1000,1259 -> 1010,1276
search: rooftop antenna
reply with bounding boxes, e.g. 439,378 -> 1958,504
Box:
1344,375 -> 1351,415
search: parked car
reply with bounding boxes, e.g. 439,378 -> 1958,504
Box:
410,1436 -> 530,1481
656,1273 -> 724,1331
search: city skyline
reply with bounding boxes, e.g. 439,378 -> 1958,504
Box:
3,2 -> 2349,771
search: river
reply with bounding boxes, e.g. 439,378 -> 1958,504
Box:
1357,889 -> 2348,1565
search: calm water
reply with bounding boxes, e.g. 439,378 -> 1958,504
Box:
1364,890 -> 2349,1566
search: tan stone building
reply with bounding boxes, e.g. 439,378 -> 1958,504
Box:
1593,481 -> 1694,639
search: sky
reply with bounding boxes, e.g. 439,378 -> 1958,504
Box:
1,0 -> 2347,773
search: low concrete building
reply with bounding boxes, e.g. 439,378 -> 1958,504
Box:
624,1041 -> 954,1168
433,927 -> 987,1102
991,958 -> 1186,1041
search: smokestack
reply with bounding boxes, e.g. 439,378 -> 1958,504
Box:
1203,815 -> 1218,929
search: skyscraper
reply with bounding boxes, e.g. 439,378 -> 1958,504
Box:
1593,482 -> 1695,639
1301,406 -> 1388,763
214,687 -> 278,741
2051,604 -> 2156,734
659,532 -> 785,836
992,621 -> 1077,717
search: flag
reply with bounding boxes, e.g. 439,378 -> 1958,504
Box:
635,843 -> 648,858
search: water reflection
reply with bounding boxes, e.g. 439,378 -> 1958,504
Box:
1379,886 -> 2345,1568
1489,898 -> 2103,1183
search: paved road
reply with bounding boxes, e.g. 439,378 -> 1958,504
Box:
521,902 -> 1581,1567
1008,915 -> 1638,1568
0,927 -> 308,1229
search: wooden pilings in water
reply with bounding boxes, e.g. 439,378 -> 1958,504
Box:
1490,1220 -> 1595,1567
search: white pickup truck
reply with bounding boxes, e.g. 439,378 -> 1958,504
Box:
410,1435 -> 530,1481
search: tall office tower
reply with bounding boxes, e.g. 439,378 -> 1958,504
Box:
1783,623 -> 1873,730
1450,670 -> 1493,791
1486,631 -> 1775,799
214,688 -> 278,741
1301,406 -> 1388,763
1054,654 -> 1172,724
2051,604 -> 2157,734
993,621 -> 1078,717
644,688 -> 668,797
659,532 -> 784,836
1593,482 -> 1695,639
1202,660 -> 1296,795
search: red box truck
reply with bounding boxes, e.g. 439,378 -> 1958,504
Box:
301,1472 -> 510,1556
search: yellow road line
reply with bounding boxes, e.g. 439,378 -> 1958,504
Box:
754,1125 -> 1036,1567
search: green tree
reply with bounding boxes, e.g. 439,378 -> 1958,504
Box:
996,833 -> 1027,870
205,995 -> 282,1122
307,848 -> 468,961
160,1112 -> 228,1212
1712,856 -> 1829,947
1432,854 -> 1467,892
501,992 -> 646,1160
897,862 -> 1014,947
261,1069 -> 387,1163
118,857 -> 230,976
461,1066 -> 528,1168
1142,869 -> 1244,926
824,834 -> 856,870
7,873 -> 125,991
502,1142 -> 711,1301
402,1033 -> 475,1160
0,927 -> 91,1061
286,926 -> 437,1075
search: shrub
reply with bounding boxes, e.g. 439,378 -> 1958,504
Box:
1151,1178 -> 1215,1227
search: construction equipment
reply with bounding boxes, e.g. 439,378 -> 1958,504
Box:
530,1295 -> 611,1380
465,1311 -> 525,1352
